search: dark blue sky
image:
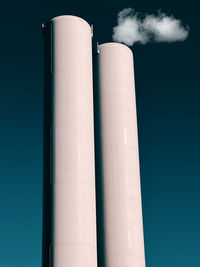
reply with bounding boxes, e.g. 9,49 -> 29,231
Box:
0,0 -> 199,266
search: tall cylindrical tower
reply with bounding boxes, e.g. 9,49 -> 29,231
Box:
97,42 -> 146,267
43,15 -> 97,267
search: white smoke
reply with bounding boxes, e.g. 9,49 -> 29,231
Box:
112,8 -> 190,46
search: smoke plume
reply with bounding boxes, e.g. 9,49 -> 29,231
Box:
112,8 -> 189,46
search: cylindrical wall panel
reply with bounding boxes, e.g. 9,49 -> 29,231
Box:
51,16 -> 97,267
98,43 -> 145,267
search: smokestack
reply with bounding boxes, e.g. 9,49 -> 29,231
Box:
96,42 -> 146,267
42,15 -> 97,267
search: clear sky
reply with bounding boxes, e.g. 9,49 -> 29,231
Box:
0,0 -> 199,266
